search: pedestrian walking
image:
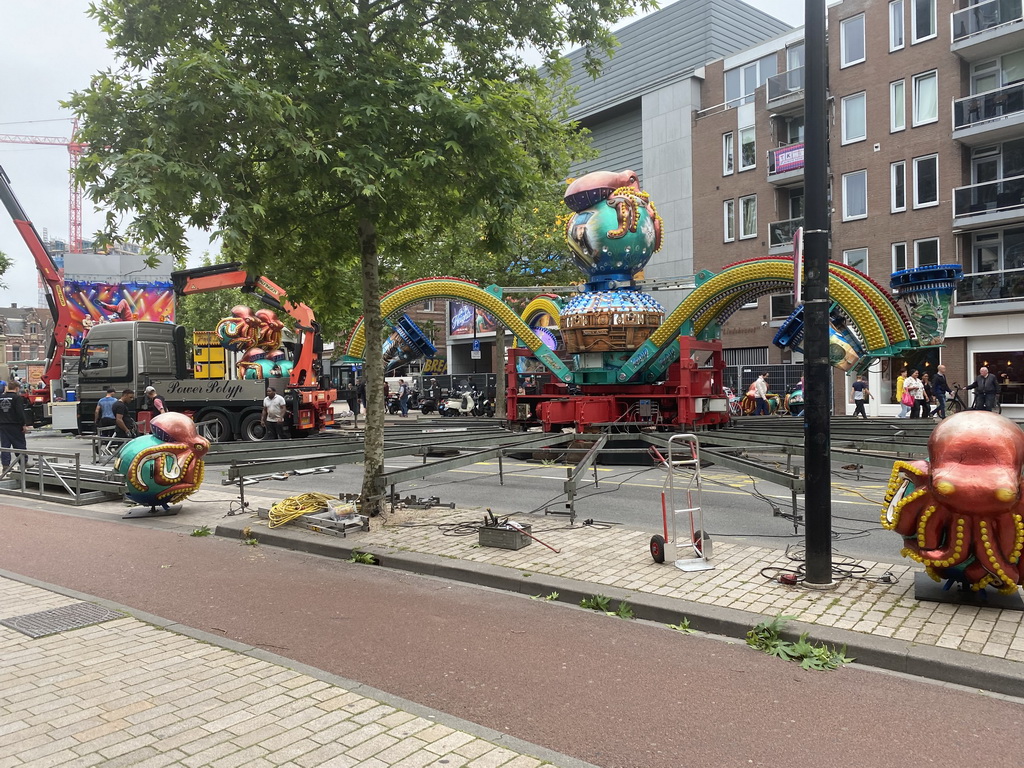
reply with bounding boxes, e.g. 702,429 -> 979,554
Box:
896,367 -> 910,418
753,372 -> 770,416
261,386 -> 288,439
0,379 -> 29,473
965,365 -> 1000,411
930,364 -> 950,418
906,369 -> 926,419
347,378 -> 361,428
851,375 -> 870,419
398,379 -> 410,417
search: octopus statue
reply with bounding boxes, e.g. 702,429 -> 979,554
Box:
114,413 -> 210,511
217,305 -> 261,352
237,347 -> 273,379
255,308 -> 285,350
882,411 -> 1024,594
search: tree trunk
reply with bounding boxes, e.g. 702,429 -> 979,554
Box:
495,324 -> 507,419
357,211 -> 386,517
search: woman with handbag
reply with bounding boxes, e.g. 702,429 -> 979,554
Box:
905,369 -> 926,418
896,367 -> 910,418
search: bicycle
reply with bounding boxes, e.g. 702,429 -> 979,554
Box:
946,384 -> 1001,416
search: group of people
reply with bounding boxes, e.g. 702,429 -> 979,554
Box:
895,364 -> 1000,419
94,386 -> 168,439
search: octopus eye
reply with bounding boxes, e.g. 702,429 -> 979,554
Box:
934,480 -> 955,496
995,487 -> 1017,503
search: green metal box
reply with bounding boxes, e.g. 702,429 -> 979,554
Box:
478,523 -> 531,550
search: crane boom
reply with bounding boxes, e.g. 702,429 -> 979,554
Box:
0,164 -> 73,395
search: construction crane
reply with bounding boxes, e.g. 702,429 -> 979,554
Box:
0,118 -> 85,253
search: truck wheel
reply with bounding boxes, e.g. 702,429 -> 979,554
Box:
240,414 -> 266,442
197,412 -> 232,442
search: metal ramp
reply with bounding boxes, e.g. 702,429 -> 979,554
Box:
0,448 -> 124,506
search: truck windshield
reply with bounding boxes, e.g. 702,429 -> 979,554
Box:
82,343 -> 110,370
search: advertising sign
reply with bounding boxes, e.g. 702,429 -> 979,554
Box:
64,280 -> 176,352
772,143 -> 805,174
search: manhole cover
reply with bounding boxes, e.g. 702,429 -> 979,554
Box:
0,602 -> 124,638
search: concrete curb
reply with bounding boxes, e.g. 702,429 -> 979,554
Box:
215,517 -> 1024,698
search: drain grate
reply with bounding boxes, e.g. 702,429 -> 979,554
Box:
0,602 -> 125,638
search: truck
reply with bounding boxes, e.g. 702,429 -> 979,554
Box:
76,262 -> 336,441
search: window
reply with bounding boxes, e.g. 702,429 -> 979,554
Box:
913,154 -> 938,208
740,195 -> 757,239
843,170 -> 868,220
11,345 -> 21,362
842,92 -> 867,144
892,242 -> 909,272
739,127 -> 756,171
841,15 -> 866,67
889,0 -> 904,51
723,132 -> 734,175
844,248 -> 869,274
83,343 -> 109,369
724,54 -> 779,106
782,116 -> 804,145
724,199 -> 735,242
770,294 -> 795,320
891,161 -> 906,212
890,80 -> 905,132
911,0 -> 936,43
912,71 -> 938,126
422,299 -> 436,311
915,238 -> 939,266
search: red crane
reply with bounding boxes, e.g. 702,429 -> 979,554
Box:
0,118 -> 85,253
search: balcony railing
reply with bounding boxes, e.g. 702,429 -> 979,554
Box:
952,0 -> 1024,43
768,143 -> 805,176
954,82 -> 1024,129
769,217 -> 803,251
953,174 -> 1024,218
766,66 -> 804,103
957,266 -> 1024,303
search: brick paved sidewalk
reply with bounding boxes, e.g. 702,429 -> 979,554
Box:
0,575 -> 575,768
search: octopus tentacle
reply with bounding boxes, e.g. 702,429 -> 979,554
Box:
921,515 -> 970,568
976,518 -> 1020,590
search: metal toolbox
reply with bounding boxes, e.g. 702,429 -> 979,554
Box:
478,523 -> 531,550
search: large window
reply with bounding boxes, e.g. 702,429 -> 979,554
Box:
770,294 -> 795,320
740,195 -> 757,239
892,242 -> 909,272
723,132 -> 734,175
842,92 -> 867,144
915,237 -> 939,266
724,54 -> 779,106
724,199 -> 735,242
844,248 -> 869,274
739,127 -> 756,171
913,154 -> 938,208
891,161 -> 907,212
913,71 -> 938,126
890,80 -> 906,132
841,15 -> 866,67
889,0 -> 904,51
843,170 -> 868,220
911,0 -> 936,43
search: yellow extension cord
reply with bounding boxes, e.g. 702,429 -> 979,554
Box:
268,492 -> 337,528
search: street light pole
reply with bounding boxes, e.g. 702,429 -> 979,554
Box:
803,0 -> 833,586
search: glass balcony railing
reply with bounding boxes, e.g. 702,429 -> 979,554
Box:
953,174 -> 1024,217
768,143 -> 805,176
957,266 -> 1024,303
952,0 -> 1024,43
953,82 -> 1024,129
766,66 -> 804,102
769,217 -> 803,250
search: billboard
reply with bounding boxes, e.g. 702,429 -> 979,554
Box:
449,301 -> 497,336
64,280 -> 176,351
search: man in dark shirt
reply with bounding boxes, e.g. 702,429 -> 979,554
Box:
112,389 -> 137,439
966,366 -> 1000,411
0,379 -> 29,472
930,364 -> 950,418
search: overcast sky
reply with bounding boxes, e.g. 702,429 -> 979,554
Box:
0,0 -> 803,310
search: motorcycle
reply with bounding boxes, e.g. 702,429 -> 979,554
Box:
471,387 -> 494,417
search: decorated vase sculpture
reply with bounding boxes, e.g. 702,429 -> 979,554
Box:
882,411 -> 1024,594
217,305 -> 261,352
114,412 -> 211,511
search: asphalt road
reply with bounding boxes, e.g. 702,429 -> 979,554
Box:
1,504 -> 1022,768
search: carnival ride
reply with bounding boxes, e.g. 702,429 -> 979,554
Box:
345,170 -> 962,434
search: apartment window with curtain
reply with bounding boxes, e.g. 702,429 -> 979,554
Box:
890,80 -> 906,132
843,170 -> 868,220
740,195 -> 757,239
739,126 -> 756,171
891,161 -> 906,212
913,71 -> 938,126
889,0 -> 904,51
841,14 -> 866,67
723,132 -> 734,175
913,154 -> 939,208
911,0 -> 936,43
842,92 -> 867,144
724,199 -> 735,242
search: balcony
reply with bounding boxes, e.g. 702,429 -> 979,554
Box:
767,143 -> 805,186
951,0 -> 1024,61
953,174 -> 1024,230
956,266 -> 1024,314
765,66 -> 804,115
769,217 -> 802,254
952,83 -> 1024,145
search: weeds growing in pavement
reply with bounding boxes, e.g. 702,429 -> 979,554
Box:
746,615 -> 854,671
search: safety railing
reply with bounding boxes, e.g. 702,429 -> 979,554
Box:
952,173 -> 1024,217
953,82 -> 1024,130
956,266 -> 1024,303
952,0 -> 1023,43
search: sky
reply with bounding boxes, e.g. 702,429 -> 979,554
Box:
0,0 -> 804,310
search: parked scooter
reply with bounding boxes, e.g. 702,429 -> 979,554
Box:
471,385 -> 494,417
441,388 -> 465,417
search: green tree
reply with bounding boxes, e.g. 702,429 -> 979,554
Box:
68,0 -> 650,515
0,250 -> 12,289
